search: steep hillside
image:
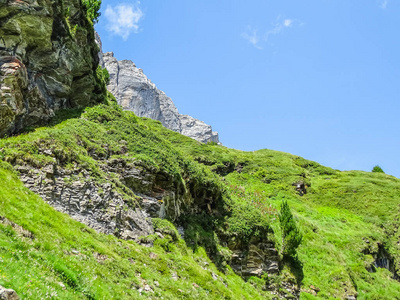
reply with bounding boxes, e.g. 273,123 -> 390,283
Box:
0,102 -> 399,299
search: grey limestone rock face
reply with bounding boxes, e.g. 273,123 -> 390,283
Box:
104,53 -> 182,133
18,164 -> 156,241
180,114 -> 219,144
95,33 -> 219,143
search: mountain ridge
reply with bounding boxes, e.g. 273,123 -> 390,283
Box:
95,32 -> 220,144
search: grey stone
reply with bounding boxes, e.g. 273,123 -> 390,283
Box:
0,285 -> 19,300
144,284 -> 152,292
171,272 -> 178,281
230,240 -> 279,278
177,226 -> 185,239
0,216 -> 34,239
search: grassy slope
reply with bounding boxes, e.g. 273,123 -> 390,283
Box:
0,103 -> 400,299
0,161 -> 270,299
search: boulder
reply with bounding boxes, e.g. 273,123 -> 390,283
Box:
0,285 -> 19,300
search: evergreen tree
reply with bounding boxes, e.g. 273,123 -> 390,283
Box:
279,200 -> 302,257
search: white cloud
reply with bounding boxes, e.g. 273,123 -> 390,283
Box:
242,16 -> 301,49
241,26 -> 262,49
104,3 -> 143,40
264,17 -> 292,41
380,0 -> 388,9
284,19 -> 293,27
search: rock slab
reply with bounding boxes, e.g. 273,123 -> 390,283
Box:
18,161 -> 159,241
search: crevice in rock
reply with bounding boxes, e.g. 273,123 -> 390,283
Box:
364,242 -> 399,280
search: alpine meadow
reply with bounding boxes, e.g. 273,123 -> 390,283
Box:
0,0 -> 399,299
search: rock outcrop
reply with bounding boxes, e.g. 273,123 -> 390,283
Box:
14,153 -> 283,284
230,239 -> 279,278
95,33 -> 219,144
11,141 -> 216,242
16,157 -> 174,241
179,114 -> 219,144
0,0 -> 105,137
18,164 -> 155,240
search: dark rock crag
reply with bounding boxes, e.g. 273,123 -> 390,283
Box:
0,0 -> 104,137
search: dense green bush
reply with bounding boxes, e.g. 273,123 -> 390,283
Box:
96,66 -> 110,85
372,165 -> 384,173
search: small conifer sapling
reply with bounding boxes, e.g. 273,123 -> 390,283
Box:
279,200 -> 302,258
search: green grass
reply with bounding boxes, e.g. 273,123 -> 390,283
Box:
1,103 -> 400,299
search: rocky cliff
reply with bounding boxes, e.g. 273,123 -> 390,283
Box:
95,33 -> 219,144
0,0 -> 105,137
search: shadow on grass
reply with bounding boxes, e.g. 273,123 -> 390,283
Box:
48,108 -> 86,127
16,108 -> 86,136
282,254 -> 304,286
180,210 -> 230,272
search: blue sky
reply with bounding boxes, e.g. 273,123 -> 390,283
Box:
96,0 -> 400,178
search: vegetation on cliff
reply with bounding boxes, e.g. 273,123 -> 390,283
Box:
0,159 -> 268,299
82,0 -> 102,24
0,0 -> 107,137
